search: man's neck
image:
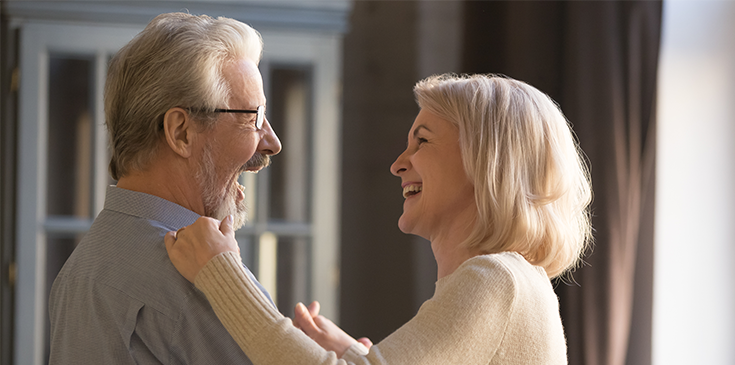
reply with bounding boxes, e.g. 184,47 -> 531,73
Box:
116,164 -> 205,216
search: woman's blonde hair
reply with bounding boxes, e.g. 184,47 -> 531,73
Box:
104,12 -> 263,180
414,74 -> 592,278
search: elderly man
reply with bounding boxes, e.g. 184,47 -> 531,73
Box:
48,13 -> 281,364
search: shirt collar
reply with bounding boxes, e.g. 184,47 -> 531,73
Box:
104,185 -> 201,231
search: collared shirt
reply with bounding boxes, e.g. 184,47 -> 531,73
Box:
49,186 -> 271,364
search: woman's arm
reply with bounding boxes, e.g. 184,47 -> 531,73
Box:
194,251 -> 371,364
165,217 -> 371,364
165,217 -> 519,365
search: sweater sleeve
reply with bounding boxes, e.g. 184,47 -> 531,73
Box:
194,252 -> 373,365
195,252 -> 521,365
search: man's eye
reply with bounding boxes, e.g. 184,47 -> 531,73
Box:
239,115 -> 257,126
417,137 -> 428,145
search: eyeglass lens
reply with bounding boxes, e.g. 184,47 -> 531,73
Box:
256,105 -> 265,129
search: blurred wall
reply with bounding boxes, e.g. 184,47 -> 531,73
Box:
339,0 -> 463,341
339,1 -> 421,341
654,1 -> 735,364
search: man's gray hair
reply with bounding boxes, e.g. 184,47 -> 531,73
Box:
104,12 -> 263,180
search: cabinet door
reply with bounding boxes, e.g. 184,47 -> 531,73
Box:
15,22 -> 343,365
16,22 -> 141,365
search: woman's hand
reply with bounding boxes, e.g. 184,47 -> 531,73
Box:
293,301 -> 372,357
164,215 -> 239,283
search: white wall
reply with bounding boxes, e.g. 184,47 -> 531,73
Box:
654,1 -> 735,364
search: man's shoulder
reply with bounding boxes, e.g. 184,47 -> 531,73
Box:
52,209 -> 193,313
61,209 -> 166,276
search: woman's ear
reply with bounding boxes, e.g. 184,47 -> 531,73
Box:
162,107 -> 194,158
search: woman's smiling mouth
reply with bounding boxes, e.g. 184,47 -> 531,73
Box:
402,183 -> 423,198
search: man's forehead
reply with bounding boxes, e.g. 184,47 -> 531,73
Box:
224,59 -> 266,106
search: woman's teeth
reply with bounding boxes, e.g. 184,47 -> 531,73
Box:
402,184 -> 422,198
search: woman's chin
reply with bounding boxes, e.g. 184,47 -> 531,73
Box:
397,215 -> 414,235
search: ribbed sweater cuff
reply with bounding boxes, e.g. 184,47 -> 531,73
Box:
343,342 -> 370,360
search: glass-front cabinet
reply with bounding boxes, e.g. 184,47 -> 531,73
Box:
3,2 -> 349,364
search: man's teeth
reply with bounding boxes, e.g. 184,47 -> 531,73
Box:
236,182 -> 246,200
402,185 -> 422,198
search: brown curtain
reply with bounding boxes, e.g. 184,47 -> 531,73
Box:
462,1 -> 662,364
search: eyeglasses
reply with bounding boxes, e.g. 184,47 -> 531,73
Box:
212,105 -> 265,130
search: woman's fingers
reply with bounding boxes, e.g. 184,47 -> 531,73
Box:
294,302 -> 321,334
166,216 -> 239,283
357,337 -> 373,349
218,215 -> 239,254
293,301 -> 359,357
165,229 -> 199,283
309,314 -> 358,357
307,301 -> 320,317
164,231 -> 177,250
219,215 -> 234,238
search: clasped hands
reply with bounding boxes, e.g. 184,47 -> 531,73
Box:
164,216 -> 372,357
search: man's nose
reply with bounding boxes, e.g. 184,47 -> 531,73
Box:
258,118 -> 282,156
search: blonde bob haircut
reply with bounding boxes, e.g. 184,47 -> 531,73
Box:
104,12 -> 263,180
414,74 -> 592,278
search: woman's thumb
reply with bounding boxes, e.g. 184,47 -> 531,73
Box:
219,215 -> 235,238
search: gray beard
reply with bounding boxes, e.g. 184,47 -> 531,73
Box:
196,144 -> 248,230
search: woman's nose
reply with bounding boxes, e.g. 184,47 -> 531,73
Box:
390,149 -> 409,176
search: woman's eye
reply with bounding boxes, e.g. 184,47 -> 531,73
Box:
417,137 -> 428,145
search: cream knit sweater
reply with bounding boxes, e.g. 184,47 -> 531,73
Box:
194,251 -> 567,365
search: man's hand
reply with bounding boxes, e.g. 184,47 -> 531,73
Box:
293,301 -> 372,357
164,216 -> 239,283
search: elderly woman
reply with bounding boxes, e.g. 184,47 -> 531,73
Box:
165,73 -> 592,364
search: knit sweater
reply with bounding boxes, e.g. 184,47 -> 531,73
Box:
194,251 -> 567,365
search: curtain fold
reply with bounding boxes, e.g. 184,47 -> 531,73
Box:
462,1 -> 662,364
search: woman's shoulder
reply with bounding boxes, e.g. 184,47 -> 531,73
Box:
460,251 -> 543,275
429,252 -> 550,321
442,252 -> 549,293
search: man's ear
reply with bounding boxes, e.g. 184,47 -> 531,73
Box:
162,107 -> 195,158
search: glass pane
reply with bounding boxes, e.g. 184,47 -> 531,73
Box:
267,67 -> 313,223
276,236 -> 312,313
238,172 -> 258,226
45,55 -> 95,363
46,55 -> 94,218
236,234 -> 257,270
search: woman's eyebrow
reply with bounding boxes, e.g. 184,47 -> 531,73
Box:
412,124 -> 431,137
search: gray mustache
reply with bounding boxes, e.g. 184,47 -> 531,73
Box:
243,153 -> 270,170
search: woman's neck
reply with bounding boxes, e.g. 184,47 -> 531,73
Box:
431,239 -> 480,279
427,203 -> 481,279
